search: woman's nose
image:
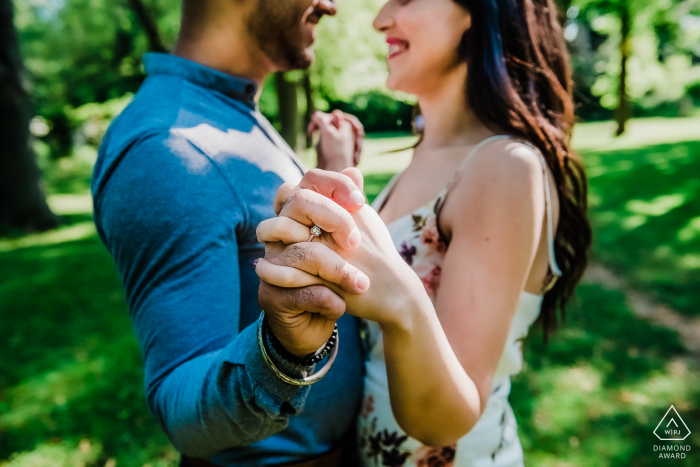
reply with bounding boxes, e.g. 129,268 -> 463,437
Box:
373,2 -> 394,33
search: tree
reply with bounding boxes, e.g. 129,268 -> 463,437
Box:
127,0 -> 167,53
275,72 -> 299,150
615,0 -> 631,135
0,0 -> 57,233
13,0 -> 181,157
571,0 -> 697,134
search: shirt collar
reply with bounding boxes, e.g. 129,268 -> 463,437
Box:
143,53 -> 259,109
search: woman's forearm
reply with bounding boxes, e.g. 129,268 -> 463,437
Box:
380,291 -> 482,447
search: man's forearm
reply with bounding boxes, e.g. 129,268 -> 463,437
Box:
148,324 -> 312,458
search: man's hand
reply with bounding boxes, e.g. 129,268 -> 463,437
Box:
308,111 -> 364,172
257,168 -> 368,358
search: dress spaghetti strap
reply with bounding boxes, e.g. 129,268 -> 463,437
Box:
454,135 -> 513,182
437,135 -> 562,289
437,135 -> 512,213
538,150 -> 563,290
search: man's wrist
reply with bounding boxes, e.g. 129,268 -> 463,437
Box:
263,324 -> 314,379
257,312 -> 340,386
267,321 -> 338,366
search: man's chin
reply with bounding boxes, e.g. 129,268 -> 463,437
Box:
277,49 -> 314,72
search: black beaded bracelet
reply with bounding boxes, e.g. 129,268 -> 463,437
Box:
264,317 -> 339,367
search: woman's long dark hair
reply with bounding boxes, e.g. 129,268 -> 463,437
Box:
453,0 -> 592,342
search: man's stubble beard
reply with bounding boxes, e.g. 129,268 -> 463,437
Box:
246,0 -> 314,71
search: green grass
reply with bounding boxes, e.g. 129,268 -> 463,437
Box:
512,285 -> 699,466
2,116 -> 700,466
585,139 -> 700,316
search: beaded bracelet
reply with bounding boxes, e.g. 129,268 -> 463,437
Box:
267,320 -> 338,367
257,312 -> 339,387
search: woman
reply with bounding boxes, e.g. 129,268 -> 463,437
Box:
255,0 -> 591,465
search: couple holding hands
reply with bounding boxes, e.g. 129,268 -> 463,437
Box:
92,0 -> 591,466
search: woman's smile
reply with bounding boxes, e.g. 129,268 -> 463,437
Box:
386,37 -> 409,60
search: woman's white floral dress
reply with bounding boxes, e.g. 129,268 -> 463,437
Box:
356,136 -> 561,467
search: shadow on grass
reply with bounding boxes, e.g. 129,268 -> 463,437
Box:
0,235 -> 176,466
512,284 -> 699,466
583,140 -> 700,316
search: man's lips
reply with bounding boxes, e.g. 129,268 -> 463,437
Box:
306,13 -> 321,25
386,37 -> 409,60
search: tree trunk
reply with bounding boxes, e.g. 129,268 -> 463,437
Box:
127,0 -> 167,53
615,3 -> 631,136
0,0 -> 57,234
275,72 -> 299,151
303,72 -> 314,149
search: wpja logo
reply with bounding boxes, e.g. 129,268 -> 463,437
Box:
653,405 -> 691,459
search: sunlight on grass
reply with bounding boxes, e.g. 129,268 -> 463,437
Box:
512,283 -> 697,467
46,192 -> 93,215
619,193 -> 688,231
626,193 -> 687,217
679,253 -> 700,270
581,128 -> 700,315
3,440 -> 102,467
530,365 -> 608,436
677,217 -> 700,243
301,132 -> 417,175
0,222 -> 96,253
572,116 -> 700,152
1,355 -> 106,430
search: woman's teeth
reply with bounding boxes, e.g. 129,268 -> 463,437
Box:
389,42 -> 408,57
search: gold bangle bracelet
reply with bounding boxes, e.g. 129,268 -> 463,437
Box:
256,311 -> 339,387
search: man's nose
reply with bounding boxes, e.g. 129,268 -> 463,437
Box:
316,0 -> 338,16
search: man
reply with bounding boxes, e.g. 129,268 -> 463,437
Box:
92,1 -> 369,465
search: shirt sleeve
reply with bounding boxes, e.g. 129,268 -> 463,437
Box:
92,131 -> 312,457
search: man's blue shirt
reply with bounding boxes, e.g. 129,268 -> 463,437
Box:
92,53 -> 364,465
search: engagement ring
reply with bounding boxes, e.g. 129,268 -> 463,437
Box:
308,225 -> 322,242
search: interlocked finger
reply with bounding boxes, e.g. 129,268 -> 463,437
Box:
255,258 -> 325,289
257,217 -> 312,245
276,188 -> 360,251
266,242 -> 369,294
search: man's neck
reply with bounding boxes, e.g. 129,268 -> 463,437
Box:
174,22 -> 275,93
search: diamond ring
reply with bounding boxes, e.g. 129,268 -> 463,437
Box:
308,225 -> 322,242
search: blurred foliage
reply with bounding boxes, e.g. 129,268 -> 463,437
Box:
12,0 -> 700,156
13,0 -> 179,157
567,0 -> 700,117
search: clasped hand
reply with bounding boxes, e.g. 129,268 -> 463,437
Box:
255,168 -> 427,358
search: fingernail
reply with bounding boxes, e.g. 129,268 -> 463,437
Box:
349,228 -> 361,248
253,259 -> 259,269
351,190 -> 365,206
356,273 -> 370,292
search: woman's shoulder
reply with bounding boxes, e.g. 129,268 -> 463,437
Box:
439,137 -> 547,239
457,137 -> 545,199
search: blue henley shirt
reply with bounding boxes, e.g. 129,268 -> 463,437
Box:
92,53 -> 364,466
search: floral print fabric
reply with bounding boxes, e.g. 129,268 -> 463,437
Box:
357,175 -> 540,467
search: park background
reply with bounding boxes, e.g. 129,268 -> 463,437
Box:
1,0 -> 700,465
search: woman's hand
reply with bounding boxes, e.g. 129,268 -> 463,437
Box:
256,168 -> 482,446
255,168 -> 369,358
256,169 -> 429,330
309,111 -> 364,172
